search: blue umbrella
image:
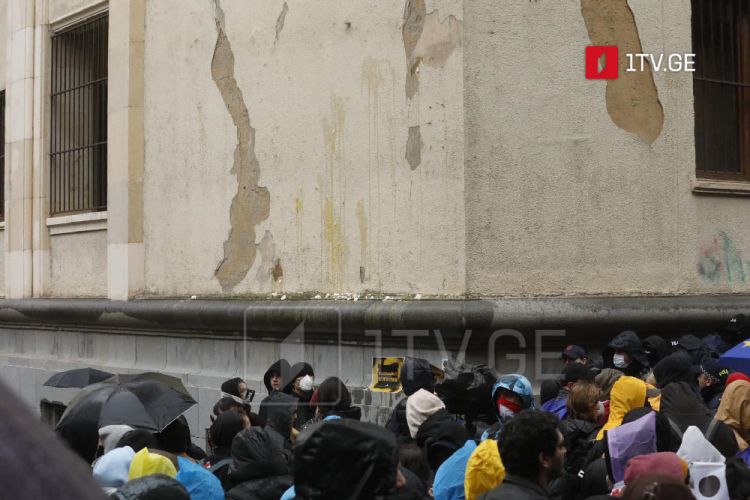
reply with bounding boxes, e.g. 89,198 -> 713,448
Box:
718,339 -> 750,375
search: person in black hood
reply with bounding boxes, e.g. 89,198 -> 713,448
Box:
258,391 -> 297,451
413,407 -> 468,473
314,376 -> 362,421
603,330 -> 650,380
225,427 -> 294,500
659,380 -> 738,458
112,474 -> 190,500
652,351 -> 694,389
642,335 -> 671,368
293,419 -> 401,500
286,362 -> 316,429
263,359 -> 291,394
675,334 -> 710,366
385,358 -> 435,442
205,410 -> 249,488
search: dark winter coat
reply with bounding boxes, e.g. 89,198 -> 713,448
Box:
660,381 -> 739,458
479,473 -> 549,500
112,474 -> 190,500
225,427 -> 293,500
414,409 -> 469,473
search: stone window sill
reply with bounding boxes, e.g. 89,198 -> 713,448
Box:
47,211 -> 107,235
691,178 -> 750,197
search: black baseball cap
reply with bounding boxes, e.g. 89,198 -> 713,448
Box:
562,363 -> 596,384
561,345 -> 587,361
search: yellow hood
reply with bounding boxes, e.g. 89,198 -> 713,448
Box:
465,439 -> 505,500
596,376 -> 649,440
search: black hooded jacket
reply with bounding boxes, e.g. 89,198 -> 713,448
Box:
112,474 -> 190,500
225,427 -> 294,500
263,359 -> 292,394
414,409 -> 469,473
385,358 -> 435,442
652,351 -> 694,389
659,381 -> 739,458
293,420 -> 399,500
603,331 -> 650,379
642,335 -> 671,368
258,392 -> 297,449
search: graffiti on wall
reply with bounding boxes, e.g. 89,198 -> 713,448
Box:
697,231 -> 750,285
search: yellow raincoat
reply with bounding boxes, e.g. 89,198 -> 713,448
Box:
715,379 -> 750,451
464,438 -> 505,500
596,376 -> 653,440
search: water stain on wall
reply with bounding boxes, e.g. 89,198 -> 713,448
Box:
256,230 -> 276,283
402,0 -> 463,100
580,0 -> 664,144
406,125 -> 423,169
212,0 -> 271,292
322,97 -> 347,290
698,231 -> 750,285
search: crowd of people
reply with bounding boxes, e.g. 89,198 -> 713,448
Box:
50,314 -> 750,500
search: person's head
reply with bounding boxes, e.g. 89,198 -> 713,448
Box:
263,359 -> 291,394
56,419 -> 100,465
400,358 -> 436,396
293,420 -> 399,500
614,350 -> 633,369
315,376 -> 353,417
405,389 -> 445,439
220,377 -> 251,401
288,362 -> 315,396
398,442 -> 431,485
652,351 -> 693,388
116,429 -> 159,453
567,382 -> 602,421
269,372 -> 282,391
492,374 -> 535,419
499,410 -> 565,487
155,415 -> 191,456
562,364 -> 596,389
621,474 -> 694,500
211,396 -> 247,424
209,410 -> 249,451
698,359 -> 730,389
561,345 -> 588,366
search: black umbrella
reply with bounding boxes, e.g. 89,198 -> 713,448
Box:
43,368 -> 114,388
104,372 -> 192,398
57,380 -> 197,432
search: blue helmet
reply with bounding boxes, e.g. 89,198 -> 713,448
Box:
492,374 -> 535,410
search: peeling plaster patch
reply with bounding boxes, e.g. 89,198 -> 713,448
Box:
256,230 -> 276,282
402,0 -> 463,99
580,0 -> 664,144
406,126 -> 423,169
212,0 -> 271,292
275,2 -> 288,45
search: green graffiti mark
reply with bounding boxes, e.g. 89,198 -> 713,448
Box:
698,231 -> 750,286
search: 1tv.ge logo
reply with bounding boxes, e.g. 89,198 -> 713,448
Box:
585,46 -> 696,79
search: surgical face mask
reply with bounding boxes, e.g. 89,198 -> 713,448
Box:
613,353 -> 630,369
299,375 -> 314,392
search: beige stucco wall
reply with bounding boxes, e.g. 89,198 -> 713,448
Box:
143,0 -> 466,298
463,0 -> 750,297
49,231 -> 107,297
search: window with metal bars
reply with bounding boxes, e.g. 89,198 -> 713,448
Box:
0,90 -> 5,221
49,15 -> 108,216
692,0 -> 750,180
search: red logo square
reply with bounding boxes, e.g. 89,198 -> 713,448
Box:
586,46 -> 618,79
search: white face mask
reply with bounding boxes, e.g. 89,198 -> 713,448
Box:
498,404 -> 517,419
299,375 -> 314,392
613,353 -> 630,369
